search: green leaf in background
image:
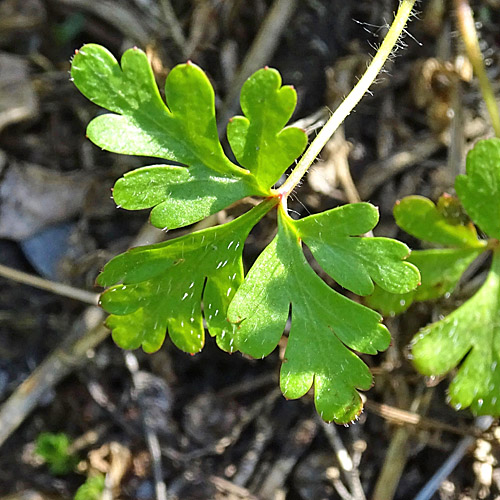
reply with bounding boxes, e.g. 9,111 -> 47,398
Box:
394,195 -> 480,247
412,250 -> 500,415
35,432 -> 77,475
455,138 -> 500,239
71,44 -> 306,229
407,138 -> 500,415
409,248 -> 483,301
227,205 -> 419,423
75,475 -> 105,500
98,200 -> 275,353
366,247 -> 484,316
367,192 -> 488,315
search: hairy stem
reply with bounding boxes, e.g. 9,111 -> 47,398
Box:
454,0 -> 500,138
276,0 -> 418,203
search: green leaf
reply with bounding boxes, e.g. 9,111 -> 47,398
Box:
72,45 -> 237,172
75,475 -> 105,500
227,67 -> 307,188
455,138 -> 500,239
71,45 -> 306,229
294,203 -> 420,296
227,205 -> 418,423
112,165 -> 253,230
372,190 -> 487,316
366,247 -> 484,316
35,432 -> 77,475
411,250 -> 500,416
363,286 -> 413,317
436,194 -> 472,226
98,200 -> 275,353
410,248 -> 483,300
394,196 -> 480,247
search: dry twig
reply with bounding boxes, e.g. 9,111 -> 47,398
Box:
0,263 -> 99,305
0,224 -> 164,448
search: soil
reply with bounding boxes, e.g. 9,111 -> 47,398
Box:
0,0 -> 499,499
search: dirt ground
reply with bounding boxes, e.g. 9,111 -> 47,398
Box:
0,0 -> 500,499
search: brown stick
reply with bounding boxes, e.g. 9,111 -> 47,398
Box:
0,263 -> 99,305
0,308 -> 109,447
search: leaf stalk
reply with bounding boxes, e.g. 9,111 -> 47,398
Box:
454,0 -> 500,138
276,0 -> 418,202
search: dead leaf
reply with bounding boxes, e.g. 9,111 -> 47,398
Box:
0,53 -> 38,131
0,161 -> 91,240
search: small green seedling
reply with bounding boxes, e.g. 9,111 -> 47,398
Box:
368,138 -> 500,416
35,432 -> 105,498
70,1 -> 419,424
74,475 -> 105,500
35,432 -> 78,475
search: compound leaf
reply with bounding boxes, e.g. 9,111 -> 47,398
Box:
412,250 -> 500,415
71,44 -> 306,229
406,140 -> 500,416
455,138 -> 500,239
394,196 -> 480,247
227,67 -> 307,188
98,200 -> 275,353
228,205 -> 419,423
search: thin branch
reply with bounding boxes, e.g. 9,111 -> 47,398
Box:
0,263 -> 99,305
365,398 -> 478,438
159,0 -> 187,57
413,416 -> 493,500
124,352 -> 168,500
320,419 -> 366,500
0,224 -> 165,449
0,309 -> 109,447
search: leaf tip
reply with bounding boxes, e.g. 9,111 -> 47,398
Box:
264,65 -> 269,70
186,59 -> 193,65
